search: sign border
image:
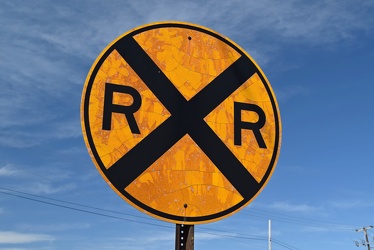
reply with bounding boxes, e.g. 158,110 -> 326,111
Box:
81,21 -> 281,224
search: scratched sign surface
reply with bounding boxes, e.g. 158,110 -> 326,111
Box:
81,22 -> 281,224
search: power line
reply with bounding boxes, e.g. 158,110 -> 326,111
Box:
0,186 -> 356,233
0,186 -> 156,222
0,187 -> 269,248
199,226 -> 267,241
7,186 -> 364,250
0,187 -> 269,243
196,229 -> 268,249
0,187 -> 307,250
272,238 -> 302,250
242,207 -> 357,231
0,188 -> 172,229
5,186 -> 360,250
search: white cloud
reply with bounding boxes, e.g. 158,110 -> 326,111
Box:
0,164 -> 20,177
18,222 -> 91,232
0,132 -> 41,148
227,0 -> 372,44
330,200 -> 362,209
122,0 -> 374,46
0,248 -> 27,250
1,0 -> 373,149
73,230 -> 174,250
0,231 -> 54,244
116,230 -> 174,245
269,201 -> 321,213
196,231 -> 237,240
300,226 -> 336,233
0,183 -> 76,202
329,199 -> 374,209
53,119 -> 82,139
0,162 -> 72,180
0,118 -> 81,148
275,85 -> 310,103
23,182 -> 76,195
0,163 -> 77,196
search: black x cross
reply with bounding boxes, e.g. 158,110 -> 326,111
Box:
102,34 -> 263,201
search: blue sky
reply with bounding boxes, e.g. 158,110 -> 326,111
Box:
1,0 -> 374,249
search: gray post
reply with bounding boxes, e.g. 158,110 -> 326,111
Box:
356,226 -> 373,250
175,224 -> 194,250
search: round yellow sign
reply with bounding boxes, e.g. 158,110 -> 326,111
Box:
81,22 -> 281,224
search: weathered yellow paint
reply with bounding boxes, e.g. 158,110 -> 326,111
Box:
87,49 -> 171,169
133,27 -> 240,100
125,135 -> 243,218
205,73 -> 276,182
120,27 -> 244,218
81,21 -> 281,225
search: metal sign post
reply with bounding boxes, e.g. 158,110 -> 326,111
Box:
176,224 -> 194,250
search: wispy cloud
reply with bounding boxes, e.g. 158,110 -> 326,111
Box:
300,226 -> 338,233
84,230 -> 240,250
269,201 -> 322,213
22,182 -> 76,195
53,119 -> 82,139
1,0 -> 373,150
0,163 -> 77,195
0,118 -> 81,148
0,164 -> 21,177
211,0 -> 373,45
196,231 -> 238,240
1,182 -> 76,196
275,85 -> 310,103
0,231 -> 54,244
329,199 -> 374,210
0,248 -> 28,250
18,223 -> 91,232
73,230 -> 174,250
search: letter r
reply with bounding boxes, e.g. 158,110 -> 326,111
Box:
234,102 -> 267,148
102,83 -> 142,134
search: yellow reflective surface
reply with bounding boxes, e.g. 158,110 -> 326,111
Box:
81,22 -> 281,224
87,49 -> 171,169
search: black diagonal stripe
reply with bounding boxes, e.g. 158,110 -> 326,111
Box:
114,35 -> 185,114
190,55 -> 258,119
104,35 -> 187,189
105,116 -> 185,190
105,35 -> 260,198
188,120 -> 260,200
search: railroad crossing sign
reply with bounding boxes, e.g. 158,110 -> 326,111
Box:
81,22 -> 281,224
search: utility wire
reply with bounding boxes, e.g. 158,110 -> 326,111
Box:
199,226 -> 267,241
0,186 -> 355,232
0,187 -> 269,247
195,230 -> 267,249
0,187 -> 306,250
0,188 -> 172,229
0,186 -> 269,243
5,186 -> 360,250
242,207 -> 357,231
272,238 -> 302,250
3,186 -> 356,250
0,186 -> 156,221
